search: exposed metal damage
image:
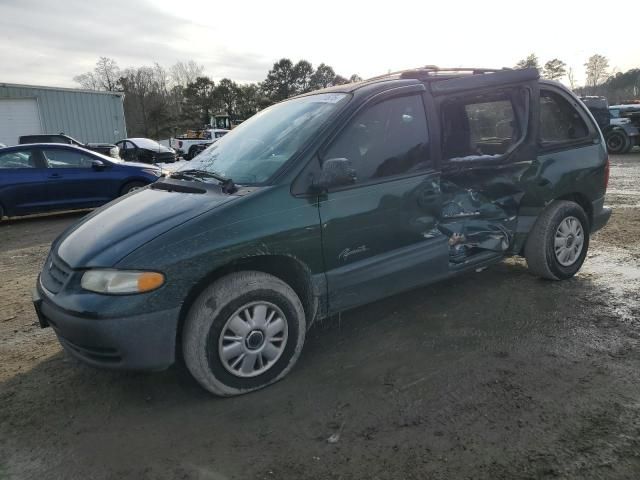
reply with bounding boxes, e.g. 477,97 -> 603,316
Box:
436,176 -> 526,264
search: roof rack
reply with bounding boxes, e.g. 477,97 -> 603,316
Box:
401,66 -> 513,80
365,65 -> 513,82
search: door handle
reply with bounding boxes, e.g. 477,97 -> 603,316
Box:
48,173 -> 61,178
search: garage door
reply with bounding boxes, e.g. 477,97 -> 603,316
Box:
0,98 -> 42,146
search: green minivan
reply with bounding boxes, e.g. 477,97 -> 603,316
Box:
34,67 -> 611,396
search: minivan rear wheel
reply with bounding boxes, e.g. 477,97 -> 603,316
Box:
182,271 -> 306,396
524,200 -> 590,280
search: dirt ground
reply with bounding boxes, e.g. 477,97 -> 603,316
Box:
1,154 -> 639,480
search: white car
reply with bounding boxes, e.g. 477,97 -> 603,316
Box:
170,129 -> 229,159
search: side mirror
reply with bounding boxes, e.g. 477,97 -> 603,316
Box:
312,158 -> 356,192
91,159 -> 105,170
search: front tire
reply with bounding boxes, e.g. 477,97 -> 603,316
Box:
525,201 -> 590,280
120,181 -> 146,196
182,271 -> 306,396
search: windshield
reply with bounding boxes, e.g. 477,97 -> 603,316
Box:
181,92 -> 349,184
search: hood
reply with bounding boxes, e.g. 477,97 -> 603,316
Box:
119,160 -> 160,169
56,186 -> 236,268
156,144 -> 174,153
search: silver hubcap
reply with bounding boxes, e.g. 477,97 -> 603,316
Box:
554,216 -> 584,266
218,301 -> 288,378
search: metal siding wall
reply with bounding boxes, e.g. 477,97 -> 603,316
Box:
0,84 -> 126,143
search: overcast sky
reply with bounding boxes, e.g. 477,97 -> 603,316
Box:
1,0 -> 638,88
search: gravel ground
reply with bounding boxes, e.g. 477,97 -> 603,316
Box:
1,153 -> 639,480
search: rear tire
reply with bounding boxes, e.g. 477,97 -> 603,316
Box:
120,181 -> 146,196
182,271 -> 306,396
606,130 -> 630,154
524,201 -> 590,280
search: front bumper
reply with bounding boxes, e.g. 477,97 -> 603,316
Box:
33,286 -> 180,371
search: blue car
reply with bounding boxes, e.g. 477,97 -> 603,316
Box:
0,144 -> 162,219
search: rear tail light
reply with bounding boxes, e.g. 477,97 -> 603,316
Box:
604,155 -> 610,190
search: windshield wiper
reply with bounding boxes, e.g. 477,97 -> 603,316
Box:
169,171 -> 204,182
171,169 -> 237,193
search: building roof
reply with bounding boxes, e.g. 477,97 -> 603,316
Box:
0,82 -> 123,96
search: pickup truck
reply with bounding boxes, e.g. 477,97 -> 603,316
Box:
19,133 -> 120,159
580,97 -> 639,154
170,129 -> 229,159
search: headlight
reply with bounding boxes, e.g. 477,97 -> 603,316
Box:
81,270 -> 165,294
142,168 -> 162,177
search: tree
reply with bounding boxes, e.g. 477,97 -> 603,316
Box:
72,56 -> 361,138
595,68 -> 640,103
118,65 -> 172,137
293,60 -> 314,93
214,78 -> 240,119
95,57 -> 121,91
73,72 -> 100,90
309,63 -> 337,90
235,84 -> 265,120
584,54 -> 610,89
542,58 -> 567,81
349,74 -> 363,83
73,57 -> 121,91
567,67 -> 577,90
170,61 -> 204,88
262,58 -> 298,102
515,54 -> 540,70
182,77 -> 216,127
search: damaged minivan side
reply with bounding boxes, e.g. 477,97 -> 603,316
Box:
33,67 -> 611,396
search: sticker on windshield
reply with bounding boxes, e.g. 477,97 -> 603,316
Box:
309,93 -> 347,104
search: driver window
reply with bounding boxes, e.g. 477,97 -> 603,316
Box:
323,94 -> 431,184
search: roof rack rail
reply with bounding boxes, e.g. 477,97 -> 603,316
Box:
400,66 -> 512,80
365,65 -> 513,82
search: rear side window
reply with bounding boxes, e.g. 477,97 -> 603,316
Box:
43,149 -> 94,168
441,89 -> 527,160
539,91 -> 590,143
465,100 -> 516,148
323,94 -> 430,183
0,151 -> 36,169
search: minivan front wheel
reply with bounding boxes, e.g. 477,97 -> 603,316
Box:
525,200 -> 590,280
182,271 -> 306,396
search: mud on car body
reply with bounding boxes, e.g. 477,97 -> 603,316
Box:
33,66 -> 611,396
